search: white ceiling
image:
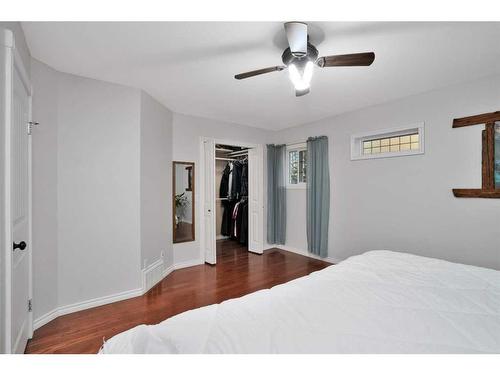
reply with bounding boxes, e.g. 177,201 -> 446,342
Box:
22,22 -> 500,131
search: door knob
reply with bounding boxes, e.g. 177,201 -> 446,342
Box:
13,241 -> 27,251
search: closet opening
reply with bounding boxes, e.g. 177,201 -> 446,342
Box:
215,144 -> 250,260
201,137 -> 263,265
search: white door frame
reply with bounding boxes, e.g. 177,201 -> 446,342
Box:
199,137 -> 264,264
1,28 -> 33,353
200,138 -> 216,264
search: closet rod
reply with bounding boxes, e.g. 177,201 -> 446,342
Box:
228,150 -> 249,157
216,157 -> 238,161
215,147 -> 233,152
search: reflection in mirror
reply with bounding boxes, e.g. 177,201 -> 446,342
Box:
173,162 -> 195,243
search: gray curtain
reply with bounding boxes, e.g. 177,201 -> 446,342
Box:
306,136 -> 330,257
267,144 -> 287,245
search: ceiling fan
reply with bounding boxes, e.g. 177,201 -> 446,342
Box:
234,22 -> 375,97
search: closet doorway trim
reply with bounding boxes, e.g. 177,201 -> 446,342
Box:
199,137 -> 264,265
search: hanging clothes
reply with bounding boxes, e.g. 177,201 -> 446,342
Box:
239,199 -> 248,245
228,162 -> 234,199
231,201 -> 242,239
219,157 -> 249,243
230,161 -> 242,200
240,161 -> 248,197
219,162 -> 231,198
220,200 -> 234,237
220,161 -> 234,237
220,160 -> 248,200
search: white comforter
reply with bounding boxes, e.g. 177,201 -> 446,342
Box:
101,251 -> 500,353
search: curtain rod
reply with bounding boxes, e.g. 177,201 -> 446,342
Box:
286,136 -> 326,146
284,140 -> 307,147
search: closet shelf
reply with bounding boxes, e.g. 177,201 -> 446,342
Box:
215,147 -> 234,152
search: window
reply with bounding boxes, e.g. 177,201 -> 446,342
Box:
351,124 -> 424,160
287,143 -> 307,188
363,133 -> 419,155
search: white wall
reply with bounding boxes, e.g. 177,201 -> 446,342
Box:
272,74 -> 500,270
30,61 -> 178,325
140,91 -> 173,270
31,59 -> 59,320
172,113 -> 271,265
57,72 -> 142,307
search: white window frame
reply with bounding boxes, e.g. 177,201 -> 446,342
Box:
286,143 -> 307,189
350,123 -> 425,161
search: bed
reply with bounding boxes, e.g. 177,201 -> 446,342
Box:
100,251 -> 500,353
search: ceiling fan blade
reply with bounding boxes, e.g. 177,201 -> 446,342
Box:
234,66 -> 285,80
284,22 -> 308,57
317,52 -> 375,67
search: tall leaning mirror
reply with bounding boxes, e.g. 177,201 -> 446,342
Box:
173,161 -> 195,243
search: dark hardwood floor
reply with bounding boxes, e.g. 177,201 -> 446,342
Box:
25,240 -> 331,354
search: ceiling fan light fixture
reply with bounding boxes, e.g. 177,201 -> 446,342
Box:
289,61 -> 314,92
233,22 -> 375,98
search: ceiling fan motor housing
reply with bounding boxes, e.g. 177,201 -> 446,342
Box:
282,43 -> 319,69
284,21 -> 309,57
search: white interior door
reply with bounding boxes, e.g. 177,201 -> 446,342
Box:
0,29 -> 10,355
10,59 -> 32,354
248,145 -> 264,254
202,139 -> 216,264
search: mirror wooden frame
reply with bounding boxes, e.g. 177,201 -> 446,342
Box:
173,161 -> 195,243
452,111 -> 500,198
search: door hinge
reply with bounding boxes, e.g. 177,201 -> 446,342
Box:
27,121 -> 39,135
28,299 -> 32,312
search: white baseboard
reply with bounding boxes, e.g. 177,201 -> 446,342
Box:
174,258 -> 204,270
163,263 -> 174,278
33,287 -> 143,330
34,258 -> 205,331
58,288 -> 143,317
273,245 -> 341,264
142,258 -> 165,293
33,308 -> 59,330
33,256 -> 207,331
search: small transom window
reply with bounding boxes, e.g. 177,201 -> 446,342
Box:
351,124 -> 425,160
363,133 -> 419,155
